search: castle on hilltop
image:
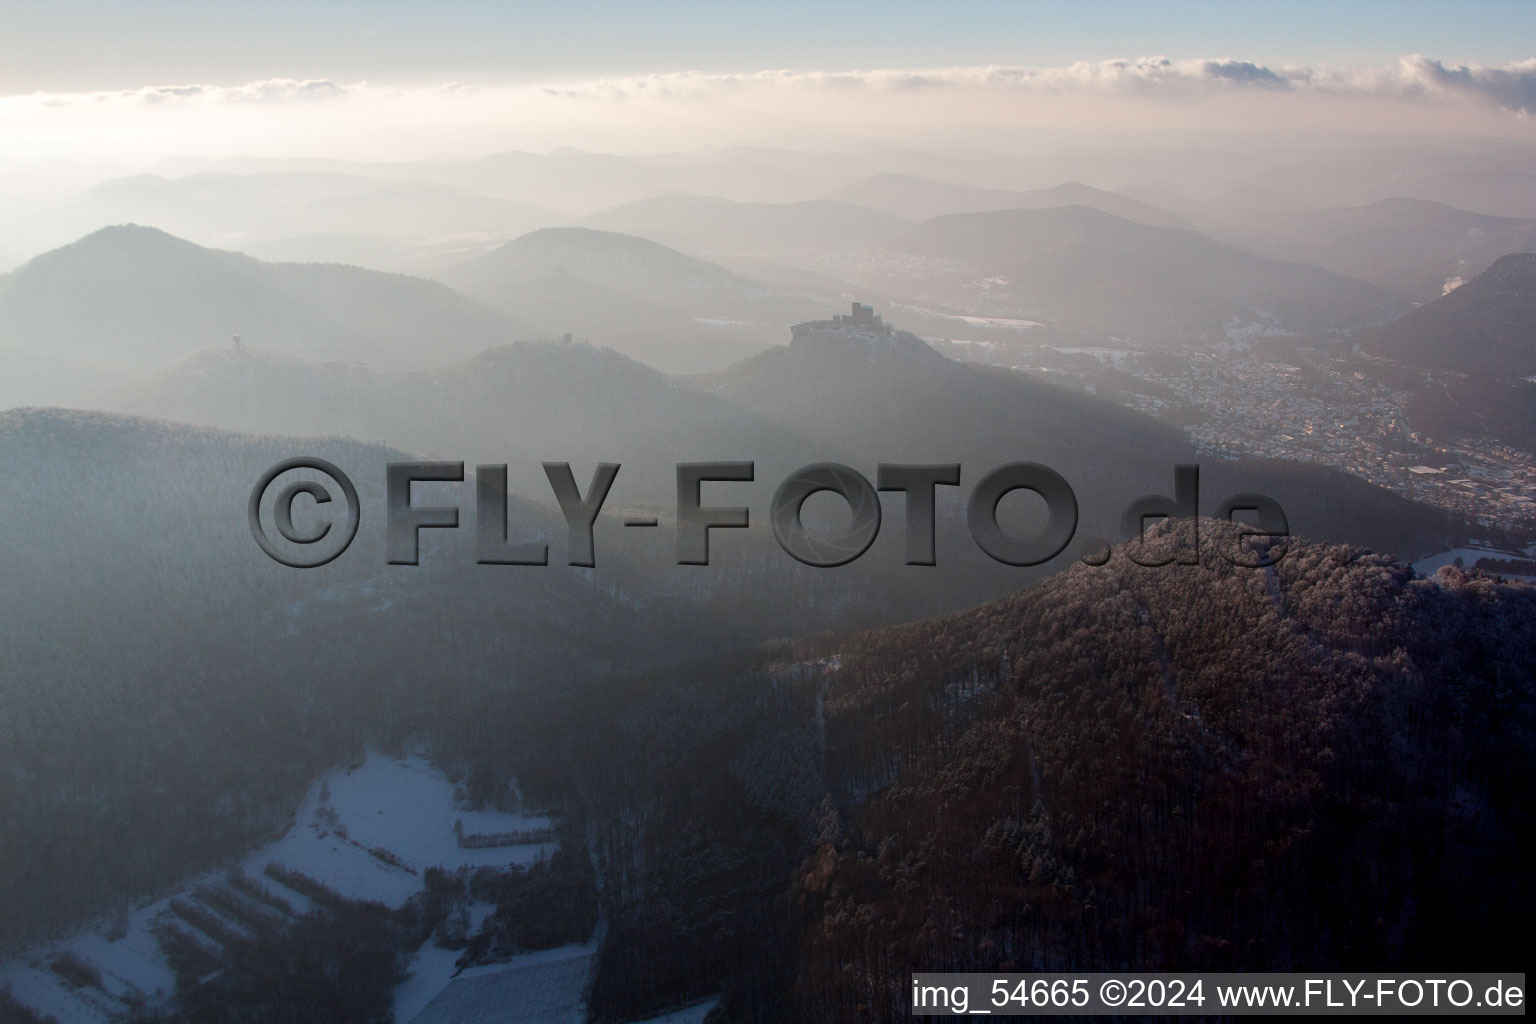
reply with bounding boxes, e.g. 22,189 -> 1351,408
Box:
791,301 -> 895,342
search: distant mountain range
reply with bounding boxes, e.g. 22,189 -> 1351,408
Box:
132,143 -> 1536,222
439,226 -> 830,321
1391,170 -> 1536,220
1205,197 -> 1536,303
0,225 -> 532,375
584,194 -> 912,254
74,171 -> 565,247
826,173 -> 1194,229
1228,150 -> 1536,219
144,147 -> 1057,214
435,226 -> 847,369
850,205 -> 1404,344
0,170 -> 570,274
461,269 -> 773,372
106,340 -> 827,496
0,224 -> 820,385
10,181 -> 1507,388
236,232 -> 501,276
0,218 -> 1477,562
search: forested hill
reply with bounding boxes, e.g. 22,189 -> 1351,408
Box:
786,521 -> 1534,1018
0,408 -> 689,955
516,522 -> 1533,1021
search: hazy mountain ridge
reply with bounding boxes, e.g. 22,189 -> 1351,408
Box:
156,146 -> 1076,214
1391,170 -> 1536,220
859,205 -> 1405,345
235,232 -> 503,276
701,317 -> 1459,560
105,339 -> 832,489
437,225 -> 851,369
440,226 -> 825,316
0,225 -> 536,376
103,305 -> 1463,564
451,269 -> 773,372
77,171 -> 566,244
583,194 -> 913,254
826,173 -> 1194,229
1363,252 -> 1536,378
1206,197 -> 1536,303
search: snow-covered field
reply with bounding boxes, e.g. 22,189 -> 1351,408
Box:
249,752 -> 555,909
407,940 -> 597,1024
628,997 -> 721,1023
0,752 -> 558,1024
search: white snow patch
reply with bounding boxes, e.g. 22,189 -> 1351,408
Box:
406,940 -> 597,1024
2,752 -> 558,1024
246,753 -> 556,909
0,883 -> 184,1023
626,996 -> 722,1023
395,941 -> 468,1024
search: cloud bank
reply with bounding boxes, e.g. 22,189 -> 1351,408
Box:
22,53 -> 1529,110
535,54 -> 1536,110
1,54 -> 1531,169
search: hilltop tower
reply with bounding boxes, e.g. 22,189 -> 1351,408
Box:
791,301 -> 894,342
